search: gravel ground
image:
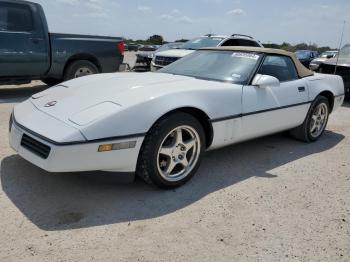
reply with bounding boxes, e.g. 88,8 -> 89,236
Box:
0,79 -> 350,261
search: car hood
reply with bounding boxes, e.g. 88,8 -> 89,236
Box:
30,72 -> 197,126
155,49 -> 195,58
323,57 -> 350,67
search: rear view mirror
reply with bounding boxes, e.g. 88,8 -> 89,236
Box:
252,74 -> 280,88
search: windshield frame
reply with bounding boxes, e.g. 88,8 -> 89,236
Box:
158,50 -> 264,85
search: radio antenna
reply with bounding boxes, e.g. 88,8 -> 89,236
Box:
334,20 -> 346,74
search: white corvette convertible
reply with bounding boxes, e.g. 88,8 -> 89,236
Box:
9,47 -> 344,188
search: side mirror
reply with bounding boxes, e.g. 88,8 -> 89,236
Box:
252,74 -> 280,88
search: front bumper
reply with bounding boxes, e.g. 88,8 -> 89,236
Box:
9,119 -> 144,173
134,56 -> 152,71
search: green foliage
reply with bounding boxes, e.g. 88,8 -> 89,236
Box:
124,35 -> 164,45
263,42 -> 332,53
147,35 -> 164,45
175,39 -> 190,43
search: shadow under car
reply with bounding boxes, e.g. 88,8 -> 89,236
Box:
0,130 -> 344,231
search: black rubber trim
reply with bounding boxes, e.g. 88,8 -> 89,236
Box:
13,116 -> 146,146
210,101 -> 312,123
210,114 -> 241,123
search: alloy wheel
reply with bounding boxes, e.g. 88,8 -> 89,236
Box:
157,126 -> 201,182
310,102 -> 328,138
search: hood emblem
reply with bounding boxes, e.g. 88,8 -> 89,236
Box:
44,101 -> 57,107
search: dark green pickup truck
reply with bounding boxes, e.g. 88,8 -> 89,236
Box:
0,0 -> 125,86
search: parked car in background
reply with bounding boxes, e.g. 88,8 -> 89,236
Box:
151,34 -> 263,71
309,50 -> 338,71
126,43 -> 140,51
9,47 -> 344,188
295,50 -> 319,67
0,0 -> 125,86
318,44 -> 350,98
134,42 -> 184,71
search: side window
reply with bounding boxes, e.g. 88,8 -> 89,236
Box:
221,39 -> 260,47
220,39 -> 241,46
0,4 -> 34,32
239,39 -> 260,47
258,55 -> 299,82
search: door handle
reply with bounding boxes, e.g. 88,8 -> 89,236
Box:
298,86 -> 306,92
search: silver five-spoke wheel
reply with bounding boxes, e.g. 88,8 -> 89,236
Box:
157,126 -> 201,182
137,112 -> 205,188
310,102 -> 328,138
289,95 -> 330,142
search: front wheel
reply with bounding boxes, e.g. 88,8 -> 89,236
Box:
136,112 -> 205,189
289,96 -> 330,142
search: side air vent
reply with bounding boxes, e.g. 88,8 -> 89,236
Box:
21,134 -> 51,159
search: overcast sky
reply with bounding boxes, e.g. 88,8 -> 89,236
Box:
31,0 -> 350,48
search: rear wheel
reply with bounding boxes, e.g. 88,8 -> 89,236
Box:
64,60 -> 99,81
289,96 -> 330,142
136,112 -> 205,189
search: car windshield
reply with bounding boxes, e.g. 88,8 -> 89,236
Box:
338,45 -> 350,58
159,50 -> 262,84
156,43 -> 184,53
180,37 -> 224,50
295,50 -> 311,59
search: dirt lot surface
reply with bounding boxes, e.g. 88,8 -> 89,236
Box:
0,78 -> 349,261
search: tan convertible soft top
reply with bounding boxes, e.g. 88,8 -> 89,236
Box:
202,46 -> 314,78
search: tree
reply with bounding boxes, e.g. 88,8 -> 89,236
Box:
294,43 -> 309,51
318,46 -> 332,53
175,39 -> 189,43
148,35 -> 164,45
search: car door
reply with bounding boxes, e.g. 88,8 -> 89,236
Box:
240,55 -> 310,141
0,2 -> 49,77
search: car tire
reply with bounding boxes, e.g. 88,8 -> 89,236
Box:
136,112 -> 206,189
289,95 -> 330,142
41,78 -> 62,86
64,60 -> 99,81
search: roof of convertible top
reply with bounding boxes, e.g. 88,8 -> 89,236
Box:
202,46 -> 314,78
